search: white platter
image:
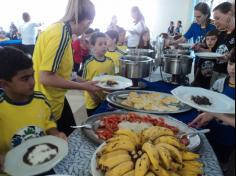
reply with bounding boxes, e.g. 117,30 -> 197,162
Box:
171,86 -> 235,114
195,52 -> 224,59
93,75 -> 133,90
4,136 -> 68,176
178,43 -> 194,48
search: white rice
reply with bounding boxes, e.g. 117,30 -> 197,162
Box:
27,144 -> 57,166
118,121 -> 153,132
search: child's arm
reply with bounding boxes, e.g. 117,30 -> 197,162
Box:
192,43 -> 209,52
188,112 -> 215,128
189,112 -> 235,128
47,128 -> 67,141
214,114 -> 235,128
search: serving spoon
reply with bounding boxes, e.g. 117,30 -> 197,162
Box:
70,124 -> 92,129
178,129 -> 211,138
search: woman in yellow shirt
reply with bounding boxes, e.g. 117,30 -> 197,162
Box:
33,0 -> 100,136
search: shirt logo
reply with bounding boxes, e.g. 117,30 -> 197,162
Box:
216,45 -> 229,64
11,126 -> 45,148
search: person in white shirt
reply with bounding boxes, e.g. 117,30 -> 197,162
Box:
127,6 -> 147,48
19,12 -> 41,56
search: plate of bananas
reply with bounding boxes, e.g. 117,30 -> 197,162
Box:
91,127 -> 204,176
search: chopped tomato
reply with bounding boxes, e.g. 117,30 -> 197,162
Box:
96,129 -> 113,140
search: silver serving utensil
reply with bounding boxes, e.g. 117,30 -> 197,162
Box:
178,129 -> 211,138
70,124 -> 92,129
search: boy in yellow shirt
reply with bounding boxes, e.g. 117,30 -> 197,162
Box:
83,32 -> 115,116
105,30 -> 125,74
0,47 -> 66,172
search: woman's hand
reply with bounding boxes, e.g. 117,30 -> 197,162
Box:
188,112 -> 215,128
80,81 -> 102,92
192,43 -> 207,52
164,38 -> 173,48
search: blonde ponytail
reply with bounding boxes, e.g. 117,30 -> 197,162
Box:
60,0 -> 95,24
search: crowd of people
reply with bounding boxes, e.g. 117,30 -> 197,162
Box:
0,0 -> 235,176
0,12 -> 41,57
167,20 -> 183,37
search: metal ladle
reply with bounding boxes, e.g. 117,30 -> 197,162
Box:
178,129 -> 211,138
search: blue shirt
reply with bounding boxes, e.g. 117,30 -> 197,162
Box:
222,82 -> 235,100
184,23 -> 216,43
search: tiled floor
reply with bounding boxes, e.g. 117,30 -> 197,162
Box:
66,90 -> 88,125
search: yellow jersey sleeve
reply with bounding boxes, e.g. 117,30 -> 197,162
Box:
82,58 -> 93,81
39,25 -> 71,73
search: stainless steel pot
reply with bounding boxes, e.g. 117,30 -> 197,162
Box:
120,55 -> 153,79
162,55 -> 193,75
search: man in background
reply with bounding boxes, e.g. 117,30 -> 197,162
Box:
19,12 -> 41,56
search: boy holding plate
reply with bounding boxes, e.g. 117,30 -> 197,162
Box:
0,47 -> 66,173
82,32 -> 115,116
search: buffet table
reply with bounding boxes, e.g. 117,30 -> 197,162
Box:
53,80 -> 224,176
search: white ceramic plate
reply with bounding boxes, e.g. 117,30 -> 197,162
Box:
195,52 -> 224,59
4,136 -> 68,176
91,143 -> 105,176
178,43 -> 194,48
93,75 -> 133,90
90,113 -> 201,176
171,86 -> 235,114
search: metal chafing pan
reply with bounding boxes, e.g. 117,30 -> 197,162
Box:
106,90 -> 192,114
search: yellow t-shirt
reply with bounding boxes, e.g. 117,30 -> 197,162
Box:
33,22 -> 73,120
82,56 -> 115,109
105,47 -> 125,74
0,92 -> 56,154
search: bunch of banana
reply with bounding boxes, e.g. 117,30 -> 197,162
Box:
142,126 -> 175,142
96,127 -> 204,176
